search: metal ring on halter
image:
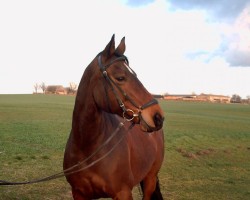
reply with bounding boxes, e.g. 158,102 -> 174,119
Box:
123,109 -> 136,121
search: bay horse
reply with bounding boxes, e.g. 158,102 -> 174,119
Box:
63,35 -> 165,200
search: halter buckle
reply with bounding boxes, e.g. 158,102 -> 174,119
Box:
123,109 -> 135,122
103,71 -> 108,77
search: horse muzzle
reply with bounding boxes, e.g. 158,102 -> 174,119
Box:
139,112 -> 164,132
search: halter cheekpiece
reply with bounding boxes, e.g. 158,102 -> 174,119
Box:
97,53 -> 158,122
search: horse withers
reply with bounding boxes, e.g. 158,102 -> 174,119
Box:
63,35 -> 165,200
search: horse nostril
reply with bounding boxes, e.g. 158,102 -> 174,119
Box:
154,113 -> 164,128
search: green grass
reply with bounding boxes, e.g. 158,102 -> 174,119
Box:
160,101 -> 250,200
0,95 -> 73,199
0,95 -> 250,199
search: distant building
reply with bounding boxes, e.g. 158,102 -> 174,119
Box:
163,93 -> 231,103
46,85 -> 67,95
152,94 -> 164,99
164,94 -> 197,101
197,94 -> 231,103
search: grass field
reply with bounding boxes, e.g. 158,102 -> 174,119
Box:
0,94 -> 250,200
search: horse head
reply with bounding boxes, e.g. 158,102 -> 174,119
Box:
92,35 -> 164,132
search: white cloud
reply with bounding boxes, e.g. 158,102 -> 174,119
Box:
220,6 -> 250,66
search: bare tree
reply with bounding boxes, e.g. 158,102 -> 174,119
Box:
40,82 -> 47,94
34,83 -> 39,94
68,82 -> 77,94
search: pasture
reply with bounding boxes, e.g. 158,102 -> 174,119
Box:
0,94 -> 249,200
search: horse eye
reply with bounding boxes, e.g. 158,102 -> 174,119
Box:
116,77 -> 125,82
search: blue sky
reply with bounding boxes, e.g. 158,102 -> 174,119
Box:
0,0 -> 249,98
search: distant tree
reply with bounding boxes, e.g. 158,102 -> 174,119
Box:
247,95 -> 250,104
40,82 -> 47,94
34,83 -> 39,94
68,82 -> 77,94
230,94 -> 242,103
46,85 -> 60,94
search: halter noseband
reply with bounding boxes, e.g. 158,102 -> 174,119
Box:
97,53 -> 158,122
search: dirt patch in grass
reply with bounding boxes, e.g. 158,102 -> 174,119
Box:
176,147 -> 216,159
197,148 -> 215,156
176,146 -> 250,160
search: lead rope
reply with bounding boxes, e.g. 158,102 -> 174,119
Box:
0,122 -> 135,186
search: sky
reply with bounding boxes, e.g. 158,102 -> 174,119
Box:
0,0 -> 250,98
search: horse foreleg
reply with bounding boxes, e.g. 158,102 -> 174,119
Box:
140,176 -> 163,200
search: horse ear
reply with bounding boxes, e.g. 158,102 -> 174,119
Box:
115,37 -> 126,55
103,34 -> 115,58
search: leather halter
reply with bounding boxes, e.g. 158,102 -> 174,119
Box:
98,53 -> 158,122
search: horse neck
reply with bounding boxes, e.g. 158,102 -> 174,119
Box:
71,67 -> 106,148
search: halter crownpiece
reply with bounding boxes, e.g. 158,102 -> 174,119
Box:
97,54 -> 158,122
